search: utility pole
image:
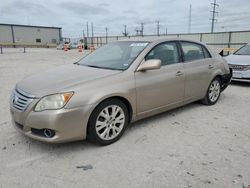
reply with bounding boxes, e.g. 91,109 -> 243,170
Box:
165,27 -> 168,35
86,22 -> 89,37
91,22 -> 94,45
135,27 -> 140,36
105,27 -> 108,43
122,25 -> 129,36
188,4 -> 192,33
82,29 -> 85,47
210,0 -> 219,33
140,23 -> 144,36
156,21 -> 160,36
86,22 -> 89,47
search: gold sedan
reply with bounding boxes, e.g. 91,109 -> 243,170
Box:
10,39 -> 232,145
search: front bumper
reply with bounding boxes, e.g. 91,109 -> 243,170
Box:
231,70 -> 250,83
221,68 -> 232,92
10,101 -> 93,143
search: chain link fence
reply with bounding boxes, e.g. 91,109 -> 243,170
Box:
85,30 -> 250,53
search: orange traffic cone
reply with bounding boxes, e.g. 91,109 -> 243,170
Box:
90,45 -> 95,52
78,45 -> 83,52
63,44 -> 68,51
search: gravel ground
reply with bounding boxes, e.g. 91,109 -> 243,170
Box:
0,48 -> 250,188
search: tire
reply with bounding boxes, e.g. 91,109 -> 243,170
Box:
201,77 -> 221,105
87,99 -> 129,145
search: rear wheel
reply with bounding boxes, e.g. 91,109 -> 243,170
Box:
87,99 -> 129,145
201,77 -> 221,105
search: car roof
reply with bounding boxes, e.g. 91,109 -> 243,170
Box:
117,37 -> 205,45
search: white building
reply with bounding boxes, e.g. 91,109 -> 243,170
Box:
0,23 -> 62,45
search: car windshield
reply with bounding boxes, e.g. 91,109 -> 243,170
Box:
234,45 -> 250,55
78,41 -> 148,70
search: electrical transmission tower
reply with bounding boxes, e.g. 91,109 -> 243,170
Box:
210,0 -> 219,33
188,4 -> 192,33
135,27 -> 140,36
86,22 -> 89,38
105,27 -> 108,43
91,22 -> 94,45
156,21 -> 160,36
122,25 -> 129,36
141,23 -> 144,36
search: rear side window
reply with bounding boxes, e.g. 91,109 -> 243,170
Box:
145,42 -> 180,66
181,42 -> 210,61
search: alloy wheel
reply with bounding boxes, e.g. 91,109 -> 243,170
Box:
208,80 -> 221,102
95,105 -> 125,141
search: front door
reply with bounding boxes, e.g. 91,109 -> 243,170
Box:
135,41 -> 185,114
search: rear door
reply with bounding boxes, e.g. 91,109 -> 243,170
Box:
135,41 -> 185,114
179,41 -> 214,102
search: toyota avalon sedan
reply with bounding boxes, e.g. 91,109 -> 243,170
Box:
225,44 -> 250,82
10,39 -> 232,145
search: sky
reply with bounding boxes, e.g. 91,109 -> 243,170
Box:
0,0 -> 250,38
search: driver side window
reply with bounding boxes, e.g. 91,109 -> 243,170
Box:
145,42 -> 180,66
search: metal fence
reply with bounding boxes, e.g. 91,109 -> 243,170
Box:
86,30 -> 250,53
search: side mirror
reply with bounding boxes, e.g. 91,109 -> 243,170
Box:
137,59 -> 161,72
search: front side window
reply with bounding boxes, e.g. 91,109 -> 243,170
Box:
78,41 -> 148,70
181,42 -> 207,61
145,42 -> 179,66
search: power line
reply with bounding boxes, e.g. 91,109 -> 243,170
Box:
210,0 -> 219,33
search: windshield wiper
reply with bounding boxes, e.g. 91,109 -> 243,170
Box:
85,65 -> 123,71
85,65 -> 105,69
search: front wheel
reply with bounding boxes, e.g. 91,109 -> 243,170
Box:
87,99 -> 129,145
201,77 -> 221,105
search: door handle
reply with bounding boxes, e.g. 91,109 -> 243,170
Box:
208,64 -> 214,69
176,71 -> 184,76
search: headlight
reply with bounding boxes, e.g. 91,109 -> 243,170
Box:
34,92 -> 74,112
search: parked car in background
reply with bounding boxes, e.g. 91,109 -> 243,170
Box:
10,39 -> 232,145
225,44 -> 250,82
77,43 -> 84,49
56,43 -> 63,50
71,43 -> 78,49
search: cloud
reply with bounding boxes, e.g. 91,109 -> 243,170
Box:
0,0 -> 249,37
0,0 -> 51,15
123,10 -> 137,15
59,2 -> 110,16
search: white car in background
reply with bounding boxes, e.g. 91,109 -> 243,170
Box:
225,44 -> 250,82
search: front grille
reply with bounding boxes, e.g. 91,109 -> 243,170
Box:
11,88 -> 35,111
230,64 -> 250,71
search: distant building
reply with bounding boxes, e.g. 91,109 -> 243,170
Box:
0,23 -> 62,45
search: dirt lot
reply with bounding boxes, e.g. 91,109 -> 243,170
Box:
0,48 -> 250,188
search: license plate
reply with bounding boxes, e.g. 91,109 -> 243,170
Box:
233,72 -> 242,78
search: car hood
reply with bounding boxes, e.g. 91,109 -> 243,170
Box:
225,54 -> 250,65
17,64 -> 121,97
